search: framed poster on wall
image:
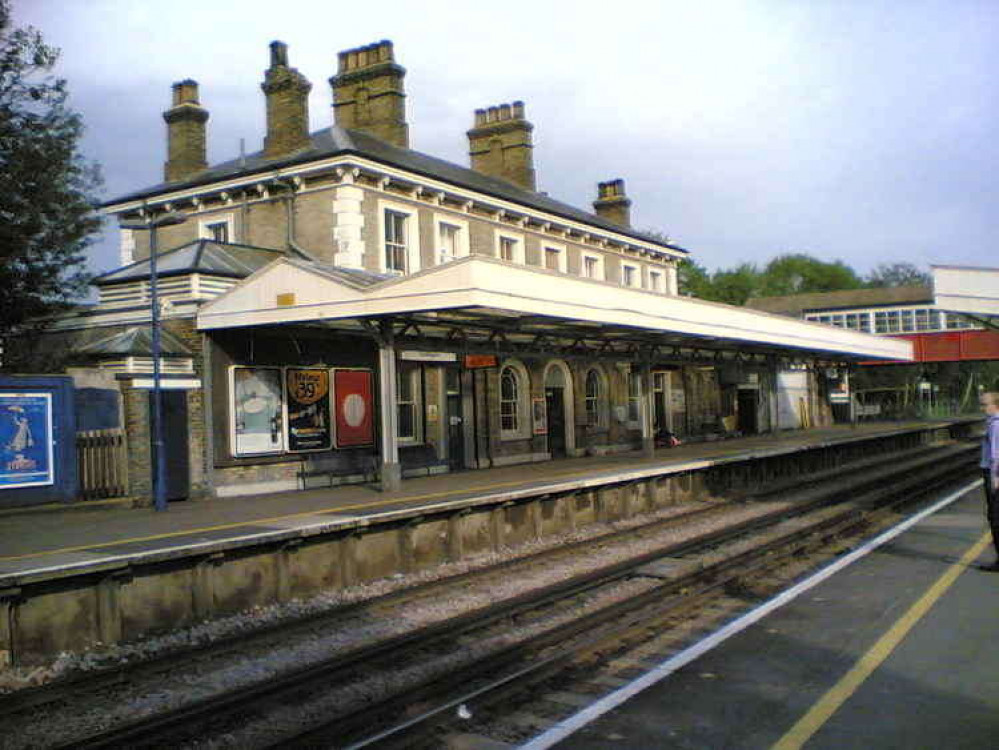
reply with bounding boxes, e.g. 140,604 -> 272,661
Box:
231,367 -> 285,455
333,369 -> 373,447
532,396 -> 548,435
286,368 -> 332,451
0,393 -> 54,489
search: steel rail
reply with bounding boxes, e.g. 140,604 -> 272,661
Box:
45,443 -> 976,750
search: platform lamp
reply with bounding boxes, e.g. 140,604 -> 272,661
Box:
119,210 -> 188,512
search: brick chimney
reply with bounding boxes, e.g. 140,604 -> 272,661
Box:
329,40 -> 409,148
261,41 -> 313,159
163,79 -> 208,182
467,101 -> 535,191
592,179 -> 632,227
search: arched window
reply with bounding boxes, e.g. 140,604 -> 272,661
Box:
585,369 -> 602,426
500,366 -> 520,432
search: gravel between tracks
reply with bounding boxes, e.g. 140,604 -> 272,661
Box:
0,499 -> 789,750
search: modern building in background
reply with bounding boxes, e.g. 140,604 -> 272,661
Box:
747,284 -> 999,419
20,40 -> 909,505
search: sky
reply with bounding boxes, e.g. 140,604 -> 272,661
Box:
14,0 -> 999,278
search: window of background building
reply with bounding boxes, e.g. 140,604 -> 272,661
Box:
206,221 -> 228,242
649,270 -> 663,292
499,236 -> 517,262
582,254 -> 603,280
385,209 -> 408,273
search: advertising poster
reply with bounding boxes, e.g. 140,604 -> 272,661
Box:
286,368 -> 332,451
334,369 -> 373,447
532,397 -> 548,435
0,393 -> 54,489
232,367 -> 284,455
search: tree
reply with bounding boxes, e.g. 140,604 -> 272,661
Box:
756,253 -> 864,298
709,262 -> 760,305
677,257 -> 712,298
0,1 -> 101,361
866,262 -> 931,289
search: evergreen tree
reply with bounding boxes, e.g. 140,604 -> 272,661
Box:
0,0 -> 101,358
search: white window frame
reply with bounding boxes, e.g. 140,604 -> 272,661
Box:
627,369 -> 643,428
396,367 -> 423,445
622,262 -> 640,289
542,241 -> 567,273
581,252 -> 605,281
499,359 -> 531,441
648,269 -> 664,293
378,199 -> 421,275
434,212 -> 470,265
584,367 -> 606,427
495,231 -> 526,264
199,213 -> 236,243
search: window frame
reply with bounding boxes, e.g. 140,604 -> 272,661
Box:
495,231 -> 526,264
396,366 -> 423,445
434,212 -> 470,265
621,262 -> 641,289
584,368 -> 606,428
581,252 -> 604,281
499,359 -> 531,441
199,213 -> 236,244
542,241 -> 567,273
627,369 -> 642,428
648,269 -> 663,293
378,199 -> 421,275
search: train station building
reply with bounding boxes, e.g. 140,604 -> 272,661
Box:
42,40 -> 909,503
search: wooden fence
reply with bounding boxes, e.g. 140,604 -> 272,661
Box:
77,429 -> 129,500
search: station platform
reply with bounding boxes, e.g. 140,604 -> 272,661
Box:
0,420 -> 967,582
533,480 -> 996,750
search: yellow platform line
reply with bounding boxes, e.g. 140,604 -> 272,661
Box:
0,464 -> 626,563
772,530 -> 992,750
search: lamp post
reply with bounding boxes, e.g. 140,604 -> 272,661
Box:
119,211 -> 187,511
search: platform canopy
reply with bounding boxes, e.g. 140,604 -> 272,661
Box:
197,256 -> 913,364
933,264 -> 999,331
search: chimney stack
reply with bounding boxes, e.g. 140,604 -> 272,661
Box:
261,41 -> 313,159
163,79 -> 209,182
467,101 -> 536,191
592,179 -> 632,227
330,40 -> 409,148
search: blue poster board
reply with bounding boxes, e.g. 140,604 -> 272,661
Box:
0,393 -> 54,488
0,376 -> 76,507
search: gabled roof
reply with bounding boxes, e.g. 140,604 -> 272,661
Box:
72,326 -> 193,357
745,286 -> 933,317
102,127 -> 685,254
93,240 -> 289,285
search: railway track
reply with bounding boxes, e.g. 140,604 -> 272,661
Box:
1,440 -> 978,750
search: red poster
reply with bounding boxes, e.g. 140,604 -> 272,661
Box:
333,369 -> 374,447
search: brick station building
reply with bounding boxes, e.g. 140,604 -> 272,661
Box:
44,41 -> 908,502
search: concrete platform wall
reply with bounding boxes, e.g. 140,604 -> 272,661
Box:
0,422 -> 974,666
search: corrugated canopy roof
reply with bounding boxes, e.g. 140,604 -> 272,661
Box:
103,127 -> 685,254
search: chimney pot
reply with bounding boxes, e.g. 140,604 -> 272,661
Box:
593,178 -> 632,227
261,41 -> 312,159
330,39 -> 409,148
163,79 -> 209,182
467,100 -> 536,191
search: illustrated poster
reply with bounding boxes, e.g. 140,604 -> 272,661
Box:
334,369 -> 373,447
0,393 -> 54,489
286,368 -> 332,451
232,367 -> 284,455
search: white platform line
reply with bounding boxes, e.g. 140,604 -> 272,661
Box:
518,477 -> 984,750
